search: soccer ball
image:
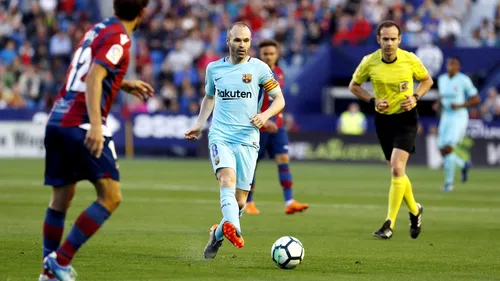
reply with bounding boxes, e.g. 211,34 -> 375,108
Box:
271,236 -> 304,269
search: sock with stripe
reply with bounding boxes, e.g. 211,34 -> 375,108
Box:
278,164 -> 294,205
402,175 -> 419,215
56,202 -> 111,266
42,208 -> 66,277
214,187 -> 240,241
386,176 -> 406,229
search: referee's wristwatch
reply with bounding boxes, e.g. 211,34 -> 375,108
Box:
413,93 -> 420,102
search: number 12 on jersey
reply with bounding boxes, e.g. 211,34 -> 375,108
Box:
66,47 -> 92,93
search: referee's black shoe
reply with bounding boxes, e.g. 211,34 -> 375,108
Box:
373,219 -> 393,239
409,203 -> 423,239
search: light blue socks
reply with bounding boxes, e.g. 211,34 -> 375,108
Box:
215,187 -> 240,241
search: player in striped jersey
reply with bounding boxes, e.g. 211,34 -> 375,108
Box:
40,1 -> 151,280
245,39 -> 309,215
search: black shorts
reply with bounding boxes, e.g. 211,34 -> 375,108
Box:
375,108 -> 418,161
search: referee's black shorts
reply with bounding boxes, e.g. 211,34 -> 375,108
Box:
374,108 -> 418,161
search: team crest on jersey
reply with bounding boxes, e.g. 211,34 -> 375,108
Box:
399,81 -> 409,92
214,157 -> 220,165
242,74 -> 252,83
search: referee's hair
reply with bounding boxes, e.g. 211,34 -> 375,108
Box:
258,39 -> 279,50
376,20 -> 401,36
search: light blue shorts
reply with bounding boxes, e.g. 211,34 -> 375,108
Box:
438,115 -> 468,148
209,141 -> 258,191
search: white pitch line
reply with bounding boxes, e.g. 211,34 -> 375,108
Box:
0,180 -> 498,213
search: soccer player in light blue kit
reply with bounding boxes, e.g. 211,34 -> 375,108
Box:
184,22 -> 285,258
437,57 -> 480,192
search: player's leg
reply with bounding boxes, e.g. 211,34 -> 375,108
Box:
40,185 -> 76,281
438,117 -> 457,191
230,143 -> 258,243
41,126 -> 77,281
271,128 -> 308,214
246,133 -> 268,215
47,179 -> 120,278
205,142 -> 241,258
440,121 -> 470,191
44,131 -> 120,280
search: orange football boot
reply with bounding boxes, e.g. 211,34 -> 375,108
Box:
222,222 -> 245,248
245,202 -> 260,215
285,200 -> 309,215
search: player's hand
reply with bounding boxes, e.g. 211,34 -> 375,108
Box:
451,104 -> 462,110
263,120 -> 278,133
375,99 -> 389,112
401,95 -> 416,111
121,80 -> 155,101
185,125 -> 203,141
250,113 -> 268,129
84,125 -> 104,158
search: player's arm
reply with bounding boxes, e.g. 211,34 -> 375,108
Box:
84,63 -> 108,157
251,69 -> 285,128
195,95 -> 215,127
453,77 -> 480,109
120,79 -> 154,100
185,65 -> 215,140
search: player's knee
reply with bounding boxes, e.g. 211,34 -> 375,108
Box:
236,197 -> 247,209
440,146 -> 453,156
216,168 -> 236,188
98,189 -> 122,212
95,179 -> 122,212
275,154 -> 289,165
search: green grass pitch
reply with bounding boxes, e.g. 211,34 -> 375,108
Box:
0,159 -> 499,281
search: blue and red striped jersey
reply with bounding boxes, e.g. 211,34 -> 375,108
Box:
260,65 -> 285,132
47,17 -> 131,130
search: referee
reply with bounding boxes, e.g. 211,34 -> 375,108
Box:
348,20 -> 434,239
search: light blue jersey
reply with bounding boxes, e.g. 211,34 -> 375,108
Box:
205,56 -> 281,147
205,56 -> 281,191
438,72 -> 477,118
437,72 -> 478,147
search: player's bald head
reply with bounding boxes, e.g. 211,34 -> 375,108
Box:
226,22 -> 252,40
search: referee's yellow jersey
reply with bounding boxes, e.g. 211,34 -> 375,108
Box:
352,48 -> 429,115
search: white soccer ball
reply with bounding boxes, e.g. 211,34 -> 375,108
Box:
271,236 -> 304,269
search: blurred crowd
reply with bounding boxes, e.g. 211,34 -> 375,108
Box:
0,0 -> 499,121
333,0 -> 500,48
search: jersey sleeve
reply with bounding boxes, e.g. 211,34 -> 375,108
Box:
93,33 -> 129,73
352,56 -> 370,84
259,63 -> 281,96
204,63 -> 215,97
463,76 -> 478,98
409,52 -> 429,81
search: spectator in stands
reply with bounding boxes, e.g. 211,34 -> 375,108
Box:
337,102 -> 366,135
480,88 -> 500,121
0,40 -> 16,66
438,12 -> 461,45
18,65 -> 41,108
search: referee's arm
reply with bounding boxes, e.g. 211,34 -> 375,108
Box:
410,53 -> 434,101
413,74 -> 433,100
